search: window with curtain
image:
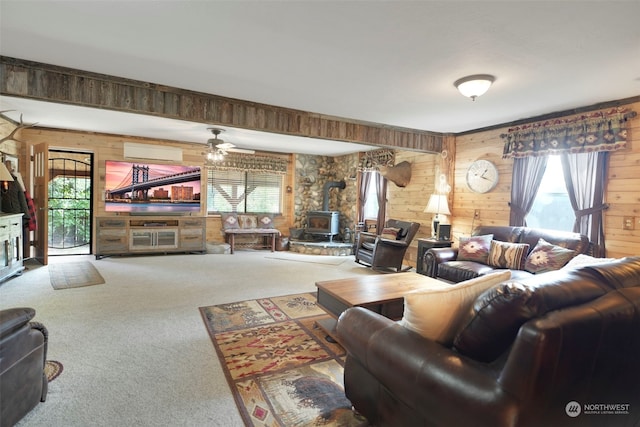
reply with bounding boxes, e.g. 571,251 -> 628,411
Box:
502,108 -> 635,256
362,172 -> 379,220
207,169 -> 283,214
526,156 -> 573,231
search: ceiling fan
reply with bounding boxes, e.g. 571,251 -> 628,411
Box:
204,127 -> 255,165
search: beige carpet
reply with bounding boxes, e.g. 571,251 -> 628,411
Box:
48,261 -> 105,290
265,252 -> 348,265
1,252 -> 375,426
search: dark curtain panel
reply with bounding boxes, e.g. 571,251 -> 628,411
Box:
357,171 -> 371,225
561,151 -> 609,257
509,156 -> 548,226
375,172 -> 387,234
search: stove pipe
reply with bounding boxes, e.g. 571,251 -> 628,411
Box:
322,180 -> 346,211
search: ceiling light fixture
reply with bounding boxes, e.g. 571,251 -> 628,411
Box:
204,128 -> 227,166
454,74 -> 495,101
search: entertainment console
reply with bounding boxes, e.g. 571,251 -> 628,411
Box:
95,216 -> 206,259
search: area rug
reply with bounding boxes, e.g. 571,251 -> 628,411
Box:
264,253 -> 348,266
45,360 -> 63,382
199,292 -> 366,427
49,261 -> 105,290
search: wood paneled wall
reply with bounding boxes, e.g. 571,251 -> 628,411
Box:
452,100 -> 640,258
386,151 -> 438,267
12,128 -> 296,248
4,100 -> 637,261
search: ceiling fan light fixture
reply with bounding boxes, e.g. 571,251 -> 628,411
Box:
454,74 -> 495,101
204,127 -> 228,165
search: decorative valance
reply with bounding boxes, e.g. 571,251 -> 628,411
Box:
358,149 -> 395,171
502,108 -> 636,158
207,153 -> 288,174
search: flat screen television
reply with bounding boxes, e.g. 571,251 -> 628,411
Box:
104,160 -> 202,214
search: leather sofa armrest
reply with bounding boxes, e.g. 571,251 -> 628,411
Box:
337,307 -> 518,427
423,247 -> 459,278
29,321 -> 49,358
0,307 -> 36,339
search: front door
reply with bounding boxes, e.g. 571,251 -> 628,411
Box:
48,151 -> 92,255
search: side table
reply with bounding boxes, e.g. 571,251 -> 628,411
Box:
416,238 -> 452,275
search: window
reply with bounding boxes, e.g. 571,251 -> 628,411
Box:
526,156 -> 574,232
362,172 -> 379,219
207,169 -> 283,214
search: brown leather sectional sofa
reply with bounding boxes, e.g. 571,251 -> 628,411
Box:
336,256 -> 640,427
423,225 -> 591,282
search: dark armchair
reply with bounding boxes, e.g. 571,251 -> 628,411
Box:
0,307 -> 48,427
354,219 -> 420,272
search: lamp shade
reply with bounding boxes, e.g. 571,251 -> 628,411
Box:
0,163 -> 14,182
423,194 -> 451,216
454,74 -> 495,100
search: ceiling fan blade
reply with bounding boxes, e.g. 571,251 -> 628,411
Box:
227,147 -> 255,154
215,142 -> 235,150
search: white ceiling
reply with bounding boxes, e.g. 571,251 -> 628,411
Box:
1,1 -> 639,156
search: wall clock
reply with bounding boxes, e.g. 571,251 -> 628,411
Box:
466,159 -> 499,193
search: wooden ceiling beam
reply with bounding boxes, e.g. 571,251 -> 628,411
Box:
1,56 -> 442,153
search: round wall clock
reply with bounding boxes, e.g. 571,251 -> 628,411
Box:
466,159 -> 499,193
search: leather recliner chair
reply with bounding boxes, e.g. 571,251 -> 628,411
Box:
354,219 -> 420,272
0,307 -> 48,427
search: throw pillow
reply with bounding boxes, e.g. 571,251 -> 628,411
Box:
457,234 -> 494,263
380,227 -> 401,240
238,214 -> 258,229
399,270 -> 512,346
524,238 -> 577,273
487,240 -> 530,270
257,213 -> 274,229
221,213 -> 239,230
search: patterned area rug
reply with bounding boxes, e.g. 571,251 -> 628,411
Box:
200,293 -> 366,427
49,261 -> 105,290
45,360 -> 63,382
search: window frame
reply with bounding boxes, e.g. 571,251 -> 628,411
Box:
206,169 -> 284,215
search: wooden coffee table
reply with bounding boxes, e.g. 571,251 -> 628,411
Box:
315,272 -> 442,341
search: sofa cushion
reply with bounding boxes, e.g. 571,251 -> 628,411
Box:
578,257 -> 640,290
457,234 -> 493,263
238,214 -> 258,229
524,238 -> 577,274
437,260 -> 496,282
453,268 -> 609,362
399,270 -> 511,346
519,227 -> 590,255
221,213 -> 239,230
487,240 -> 529,270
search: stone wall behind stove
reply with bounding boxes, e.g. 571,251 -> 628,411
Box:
294,153 -> 359,238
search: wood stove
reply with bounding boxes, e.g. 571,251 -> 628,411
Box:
307,211 -> 340,241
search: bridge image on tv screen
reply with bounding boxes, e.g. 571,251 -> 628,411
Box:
105,160 -> 202,213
